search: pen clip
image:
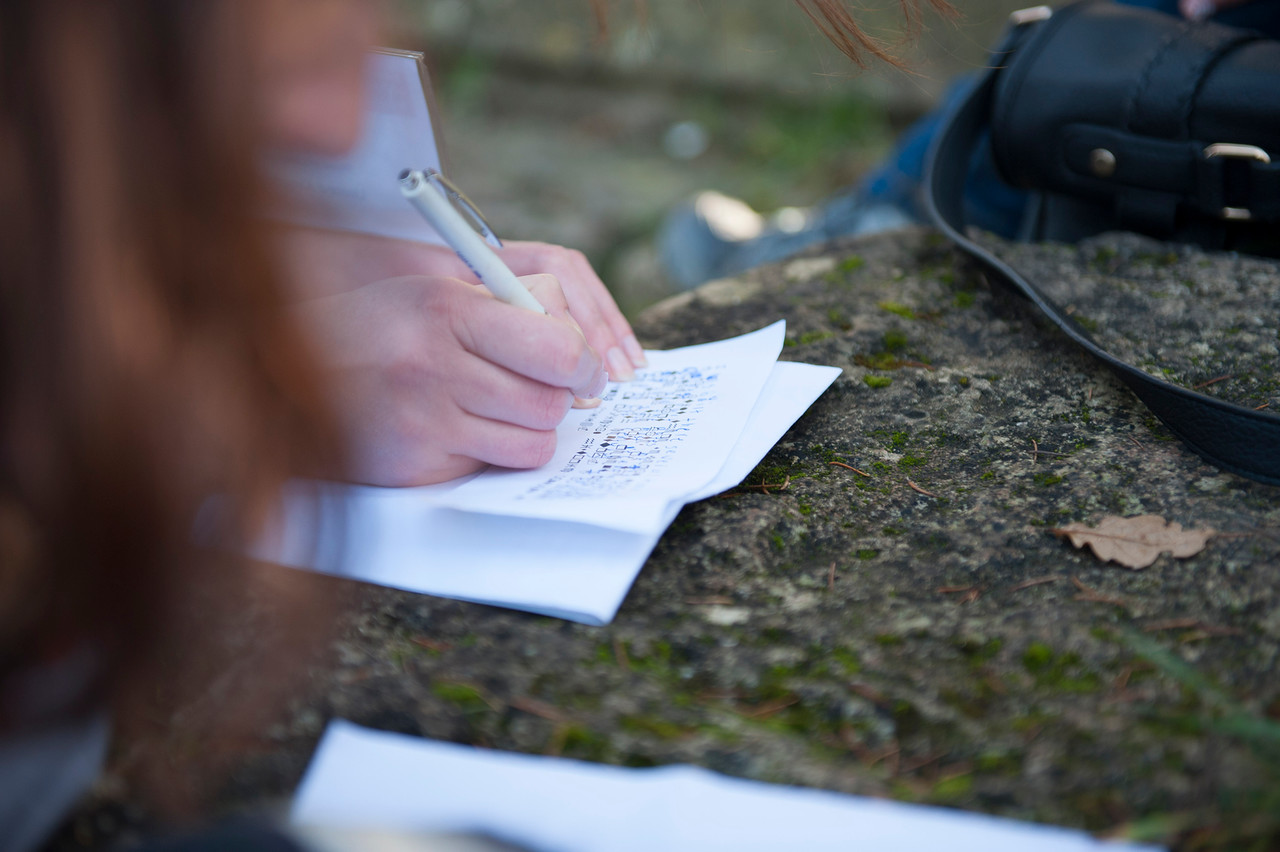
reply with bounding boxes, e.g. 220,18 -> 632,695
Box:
423,168 -> 504,249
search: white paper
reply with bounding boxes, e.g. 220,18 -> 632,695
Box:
292,721 -> 1163,852
265,51 -> 447,244
256,360 -> 840,625
433,322 -> 786,534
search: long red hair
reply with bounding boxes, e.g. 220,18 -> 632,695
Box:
0,0 -> 343,756
588,0 -> 958,68
793,0 -> 959,69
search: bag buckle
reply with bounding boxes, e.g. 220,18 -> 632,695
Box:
1203,143 -> 1272,221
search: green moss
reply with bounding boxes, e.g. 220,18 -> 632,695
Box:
560,725 -> 609,761
955,637 -> 1003,663
976,750 -> 1022,773
882,525 -> 904,535
875,633 -> 904,646
864,375 -> 893,388
432,682 -> 490,714
855,548 -> 879,560
809,444 -> 841,464
839,254 -> 865,272
1023,642 -> 1054,672
857,352 -> 898,370
878,301 -> 915,319
797,501 -> 813,516
593,642 -> 615,664
1072,314 -> 1101,334
930,773 -> 973,801
1033,472 -> 1064,487
1092,246 -> 1118,266
1022,643 -> 1101,692
883,329 -> 909,351
831,647 -> 861,674
953,291 -> 976,309
620,715 -> 689,740
826,307 -> 852,330
798,329 -> 834,345
956,375 -> 971,387
979,470 -> 996,481
897,454 -> 927,470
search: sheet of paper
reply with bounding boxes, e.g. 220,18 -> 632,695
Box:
292,721 -> 1163,852
432,322 -> 786,534
265,51 -> 447,244
256,361 -> 840,625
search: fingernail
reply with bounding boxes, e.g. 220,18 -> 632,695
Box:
573,396 -> 603,409
622,335 -> 648,368
581,364 -> 608,399
606,347 -> 635,382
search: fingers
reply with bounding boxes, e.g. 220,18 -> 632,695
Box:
558,245 -> 649,373
450,351 -> 576,431
520,273 -> 574,323
449,414 -> 560,470
499,241 -> 648,379
442,280 -> 607,400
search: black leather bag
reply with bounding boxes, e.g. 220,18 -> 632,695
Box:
925,1 -> 1280,484
992,1 -> 1280,254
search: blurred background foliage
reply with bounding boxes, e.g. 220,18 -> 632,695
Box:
385,0 -> 1024,313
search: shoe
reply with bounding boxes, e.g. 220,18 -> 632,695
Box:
657,191 -> 765,291
658,189 -> 915,290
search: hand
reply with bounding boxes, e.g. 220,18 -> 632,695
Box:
294,273 -> 606,486
496,241 -> 648,381
277,228 -> 648,381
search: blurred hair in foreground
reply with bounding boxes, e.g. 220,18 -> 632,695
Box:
0,0 -> 348,815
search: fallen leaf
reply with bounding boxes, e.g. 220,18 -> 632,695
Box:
1051,514 -> 1214,570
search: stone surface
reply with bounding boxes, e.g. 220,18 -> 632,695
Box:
49,229 -> 1280,850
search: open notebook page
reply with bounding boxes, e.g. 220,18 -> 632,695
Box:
255,360 -> 840,625
431,322 -> 786,533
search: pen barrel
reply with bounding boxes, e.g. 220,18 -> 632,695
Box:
401,175 -> 547,314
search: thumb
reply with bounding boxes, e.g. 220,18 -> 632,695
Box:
520,273 -> 605,403
521,273 -> 588,340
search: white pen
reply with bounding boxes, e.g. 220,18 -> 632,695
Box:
399,168 -> 547,314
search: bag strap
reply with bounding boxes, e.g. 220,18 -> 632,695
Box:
923,9 -> 1280,485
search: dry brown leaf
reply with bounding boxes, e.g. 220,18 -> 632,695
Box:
1051,514 -> 1214,570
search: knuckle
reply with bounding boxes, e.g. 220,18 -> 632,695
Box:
384,338 -> 426,387
549,333 -> 589,380
523,431 -> 557,468
387,406 -> 427,449
530,387 -> 573,430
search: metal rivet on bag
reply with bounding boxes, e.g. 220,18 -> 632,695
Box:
1090,148 -> 1117,178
